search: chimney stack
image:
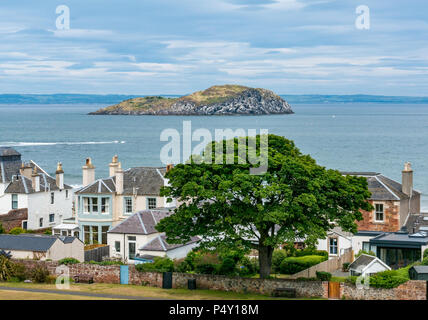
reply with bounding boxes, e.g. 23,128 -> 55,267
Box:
20,162 -> 33,179
56,162 -> 64,190
82,158 -> 95,186
32,167 -> 40,192
402,162 -> 413,197
109,155 -> 119,177
116,162 -> 124,195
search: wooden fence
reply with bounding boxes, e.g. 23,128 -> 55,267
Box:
289,248 -> 354,279
84,245 -> 110,262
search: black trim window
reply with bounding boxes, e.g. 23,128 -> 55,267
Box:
115,241 -> 121,252
49,213 -> 55,223
50,192 -> 55,204
148,197 -> 157,209
375,204 -> 384,221
39,218 -> 43,228
125,197 -> 133,214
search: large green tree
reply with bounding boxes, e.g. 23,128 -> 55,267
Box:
157,135 -> 372,278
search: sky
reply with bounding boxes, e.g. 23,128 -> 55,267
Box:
0,0 -> 427,95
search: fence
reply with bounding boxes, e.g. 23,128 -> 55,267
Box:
84,245 -> 110,262
289,248 -> 354,279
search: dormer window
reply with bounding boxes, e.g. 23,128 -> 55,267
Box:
375,203 -> 384,222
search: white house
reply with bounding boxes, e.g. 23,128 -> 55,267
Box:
316,227 -> 353,259
107,209 -> 199,263
0,147 -> 73,231
74,155 -> 176,244
349,254 -> 391,276
0,234 -> 84,262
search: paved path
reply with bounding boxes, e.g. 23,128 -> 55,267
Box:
0,286 -> 166,300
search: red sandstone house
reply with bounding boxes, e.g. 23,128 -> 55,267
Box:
318,163 -> 428,270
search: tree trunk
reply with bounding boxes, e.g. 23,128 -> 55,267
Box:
258,245 -> 274,279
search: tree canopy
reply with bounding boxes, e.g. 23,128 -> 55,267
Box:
156,134 -> 372,278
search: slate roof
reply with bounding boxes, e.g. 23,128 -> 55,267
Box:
0,147 -> 21,157
410,266 -> 428,274
341,172 -> 420,201
139,234 -> 200,252
0,157 -> 22,183
76,167 -> 166,196
349,254 -> 377,270
3,161 -> 72,194
108,209 -> 174,235
370,231 -> 428,247
328,226 -> 353,238
0,234 -> 79,252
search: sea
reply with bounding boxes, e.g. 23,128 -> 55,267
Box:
0,103 -> 427,211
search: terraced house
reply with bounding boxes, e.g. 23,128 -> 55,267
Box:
75,156 -> 175,245
0,147 -> 73,231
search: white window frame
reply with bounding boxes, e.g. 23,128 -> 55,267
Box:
83,197 -> 90,214
124,197 -> 133,215
101,197 -> 110,215
329,237 -> 338,255
374,203 -> 385,222
11,194 -> 18,209
147,197 -> 157,210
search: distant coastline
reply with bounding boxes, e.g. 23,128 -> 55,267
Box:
0,94 -> 427,105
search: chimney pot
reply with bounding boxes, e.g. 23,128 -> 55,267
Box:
82,158 -> 96,185
109,155 -> 120,177
56,162 -> 64,189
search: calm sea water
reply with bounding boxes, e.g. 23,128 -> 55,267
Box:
1,103 -> 427,210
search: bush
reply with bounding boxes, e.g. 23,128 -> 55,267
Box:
295,248 -> 328,258
11,263 -> 29,282
175,259 -> 192,273
58,258 -> 80,265
30,266 -> 50,283
423,249 -> 428,259
316,271 -> 332,281
135,257 -> 174,273
218,257 -> 237,276
296,277 -> 318,281
421,257 -> 428,266
0,223 -> 4,234
355,250 -> 375,258
9,227 -> 25,235
279,255 -> 327,274
194,252 -> 220,275
0,255 -> 15,281
342,262 -> 350,272
369,270 -> 408,289
272,250 -> 287,273
238,257 -> 259,277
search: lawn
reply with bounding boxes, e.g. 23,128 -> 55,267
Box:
0,282 -> 324,300
0,289 -> 118,300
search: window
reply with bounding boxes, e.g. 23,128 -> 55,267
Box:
91,197 -> 98,213
329,238 -> 338,255
91,226 -> 99,244
375,204 -> 384,222
101,198 -> 110,214
65,190 -> 69,199
83,197 -> 90,214
11,194 -> 18,209
362,242 -> 370,252
50,192 -> 55,204
39,218 -> 43,228
128,237 -> 136,260
128,236 -> 136,241
22,221 -> 27,230
124,197 -> 133,214
84,226 -> 90,244
101,226 -> 109,244
49,214 -> 55,223
115,241 -> 121,252
148,198 -> 157,209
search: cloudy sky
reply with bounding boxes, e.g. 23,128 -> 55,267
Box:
0,0 -> 427,95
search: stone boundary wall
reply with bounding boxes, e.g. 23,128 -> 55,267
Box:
13,260 -> 426,300
340,281 -> 426,300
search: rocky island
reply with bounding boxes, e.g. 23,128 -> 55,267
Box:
89,85 -> 293,115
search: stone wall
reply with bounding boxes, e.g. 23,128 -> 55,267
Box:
13,260 -> 426,300
340,280 -> 426,300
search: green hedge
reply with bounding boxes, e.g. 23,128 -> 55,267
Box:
280,255 -> 327,274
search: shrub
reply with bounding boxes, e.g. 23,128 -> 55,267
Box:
296,277 -> 318,281
0,255 -> 15,281
238,257 -> 259,277
316,271 -> 332,281
0,250 -> 12,259
11,262 -> 29,282
423,249 -> 428,259
272,250 -> 287,273
58,258 -> 80,265
295,248 -> 328,258
218,257 -> 237,276
355,250 -> 375,258
175,259 -> 192,273
0,223 -> 4,234
135,257 -> 174,273
279,255 -> 327,274
369,270 -> 408,289
421,257 -> 428,266
9,227 -> 25,235
30,266 -> 50,283
194,252 -> 220,275
342,262 -> 350,272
